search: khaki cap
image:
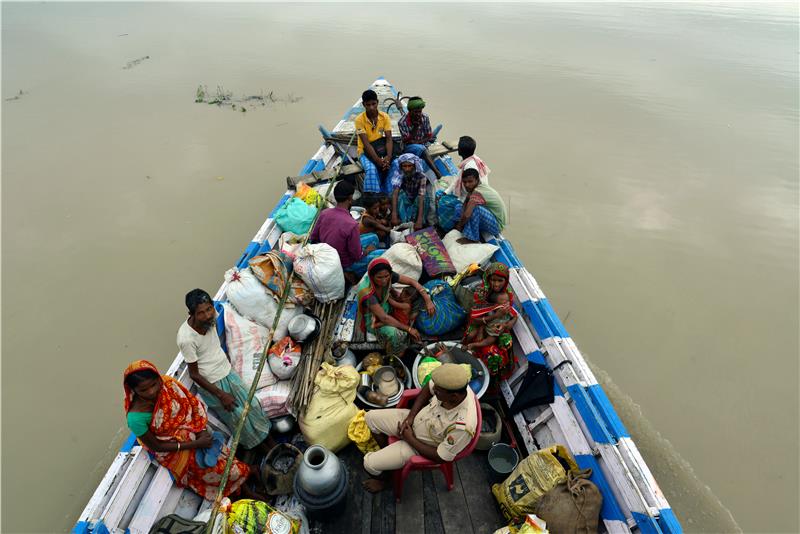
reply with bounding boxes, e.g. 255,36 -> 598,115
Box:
431,363 -> 470,391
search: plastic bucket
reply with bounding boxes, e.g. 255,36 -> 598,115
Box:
487,443 -> 519,482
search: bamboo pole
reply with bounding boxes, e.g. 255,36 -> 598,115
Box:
204,132 -> 356,533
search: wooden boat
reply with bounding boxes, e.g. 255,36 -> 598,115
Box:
73,78 -> 682,534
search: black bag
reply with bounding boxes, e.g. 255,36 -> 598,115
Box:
149,514 -> 206,534
509,362 -> 554,414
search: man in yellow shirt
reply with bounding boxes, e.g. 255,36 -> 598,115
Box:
355,89 -> 397,194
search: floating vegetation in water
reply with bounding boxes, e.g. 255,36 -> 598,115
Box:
194,85 -> 303,112
123,56 -> 150,70
5,89 -> 27,102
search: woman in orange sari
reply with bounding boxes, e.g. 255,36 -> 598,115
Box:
123,360 -> 259,500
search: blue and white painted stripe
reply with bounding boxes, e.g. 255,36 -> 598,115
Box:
503,306 -> 630,533
502,237 -> 680,533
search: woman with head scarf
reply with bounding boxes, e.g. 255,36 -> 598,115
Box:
356,258 -> 436,358
390,153 -> 433,230
123,360 -> 265,501
462,262 -> 518,379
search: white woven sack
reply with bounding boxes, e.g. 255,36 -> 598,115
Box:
224,267 -> 277,328
443,229 -> 499,272
222,303 -> 277,391
381,242 -> 423,281
293,243 -> 345,303
255,380 -> 292,418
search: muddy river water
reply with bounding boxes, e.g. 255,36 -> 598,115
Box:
2,3 -> 797,532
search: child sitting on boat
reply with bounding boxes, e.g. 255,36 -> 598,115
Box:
389,286 -> 422,327
359,194 -> 392,244
378,195 -> 392,223
455,168 -> 507,244
370,286 -> 421,332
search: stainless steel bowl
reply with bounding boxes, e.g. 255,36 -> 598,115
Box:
355,360 -> 412,408
412,341 -> 490,399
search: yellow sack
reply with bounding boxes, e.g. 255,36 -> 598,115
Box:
295,182 -> 324,208
491,445 -> 578,522
348,410 -> 380,454
299,363 -> 359,451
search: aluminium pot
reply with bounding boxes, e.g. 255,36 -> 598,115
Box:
294,445 -> 343,497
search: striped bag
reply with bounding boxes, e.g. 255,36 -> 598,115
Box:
414,280 -> 466,336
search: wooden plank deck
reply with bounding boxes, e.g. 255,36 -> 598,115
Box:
308,444 -> 507,534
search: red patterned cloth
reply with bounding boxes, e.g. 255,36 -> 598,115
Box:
123,360 -> 249,499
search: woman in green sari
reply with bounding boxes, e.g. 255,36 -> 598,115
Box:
356,258 -> 436,357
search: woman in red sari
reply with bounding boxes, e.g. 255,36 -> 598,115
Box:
462,262 -> 517,380
123,360 -> 259,500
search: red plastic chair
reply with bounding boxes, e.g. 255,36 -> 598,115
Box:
389,388 -> 483,502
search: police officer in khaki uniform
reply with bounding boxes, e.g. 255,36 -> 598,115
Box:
362,363 -> 478,493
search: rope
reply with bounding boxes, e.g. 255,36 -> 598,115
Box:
205,130 -> 357,533
567,468 -> 592,534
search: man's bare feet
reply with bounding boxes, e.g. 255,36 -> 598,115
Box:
362,478 -> 386,493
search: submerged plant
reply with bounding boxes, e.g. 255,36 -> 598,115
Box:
193,84 -> 302,112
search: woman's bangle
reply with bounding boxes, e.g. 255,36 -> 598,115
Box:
177,442 -> 181,451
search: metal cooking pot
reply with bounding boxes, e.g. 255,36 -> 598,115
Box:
294,445 -> 343,497
288,313 -> 321,343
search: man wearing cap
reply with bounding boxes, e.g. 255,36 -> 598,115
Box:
362,363 -> 478,493
309,180 -> 383,282
398,96 -> 441,179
